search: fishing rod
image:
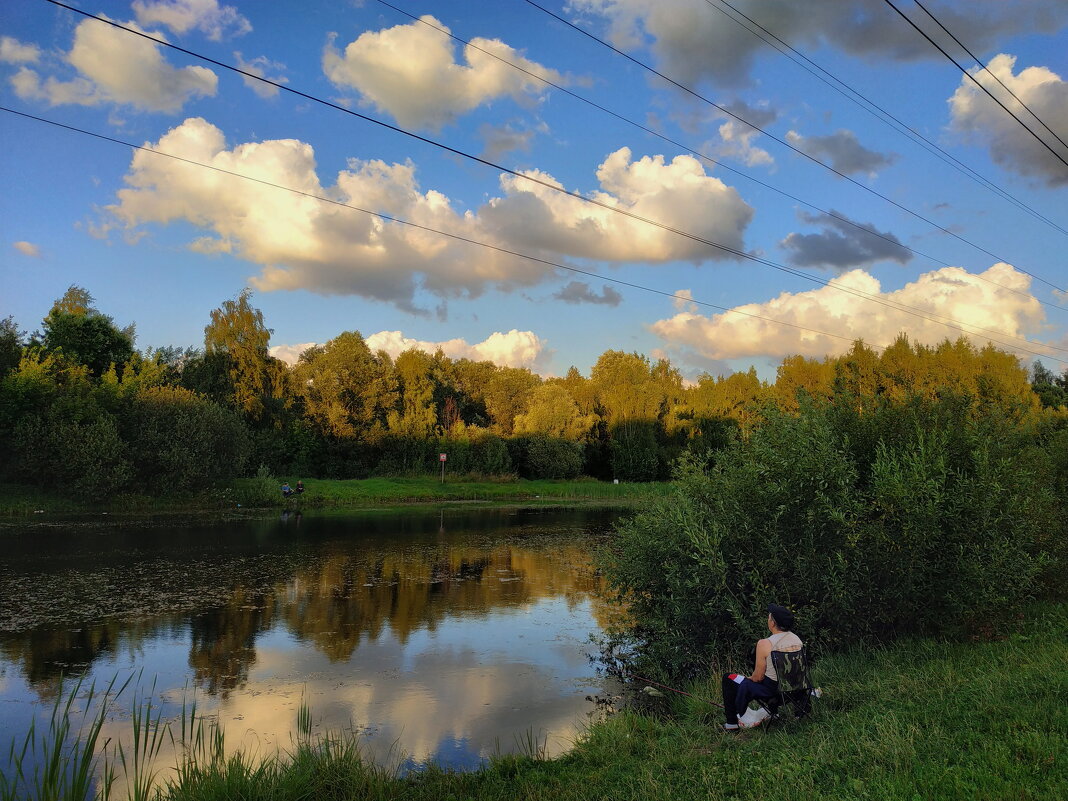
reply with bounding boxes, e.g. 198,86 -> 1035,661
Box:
629,674 -> 725,709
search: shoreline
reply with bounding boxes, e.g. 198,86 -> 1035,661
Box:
0,477 -> 670,519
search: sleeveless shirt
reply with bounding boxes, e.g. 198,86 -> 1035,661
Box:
765,631 -> 803,682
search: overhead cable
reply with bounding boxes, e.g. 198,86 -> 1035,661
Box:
373,0 -> 1062,313
699,0 -> 1067,237
909,0 -> 1068,154
0,105 -> 892,355
881,0 -> 1068,173
5,105 -> 1065,366
520,0 -> 1068,295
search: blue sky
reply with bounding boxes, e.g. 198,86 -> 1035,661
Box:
2,0 -> 1066,379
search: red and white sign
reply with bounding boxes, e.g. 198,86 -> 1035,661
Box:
439,453 -> 447,462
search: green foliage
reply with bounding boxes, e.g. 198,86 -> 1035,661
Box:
40,285 -> 135,377
7,606 -> 1063,801
603,395 -> 1061,679
234,464 -> 283,507
511,434 -> 583,479
0,315 -> 24,378
15,412 -> 131,498
609,420 -> 661,481
202,290 -> 288,425
124,386 -> 250,492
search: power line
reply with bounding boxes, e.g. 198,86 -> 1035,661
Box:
880,0 -> 1068,173
29,3 -> 1068,357
520,0 -> 1068,295
372,0 -> 1063,313
0,106 -> 888,355
5,104 -> 1064,365
910,0 -> 1068,154
699,0 -> 1068,237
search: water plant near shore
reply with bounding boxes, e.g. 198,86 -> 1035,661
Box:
3,605 -> 1065,800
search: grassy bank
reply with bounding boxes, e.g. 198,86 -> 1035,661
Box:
0,477 -> 669,516
235,476 -> 671,508
7,606 -> 1064,801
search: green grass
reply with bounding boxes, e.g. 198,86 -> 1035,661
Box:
6,606 -> 1065,800
0,477 -> 670,517
237,476 -> 672,508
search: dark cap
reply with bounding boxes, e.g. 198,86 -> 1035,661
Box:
767,604 -> 795,631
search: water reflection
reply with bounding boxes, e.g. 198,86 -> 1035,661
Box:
0,507 -> 619,773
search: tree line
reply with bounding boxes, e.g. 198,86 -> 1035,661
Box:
1,286 -> 1066,497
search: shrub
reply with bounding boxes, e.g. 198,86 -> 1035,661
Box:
602,396 -> 1059,679
125,386 -> 250,493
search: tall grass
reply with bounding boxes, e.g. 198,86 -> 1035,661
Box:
5,606 -> 1064,800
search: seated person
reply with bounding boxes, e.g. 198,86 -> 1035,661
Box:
281,482 -> 293,498
721,604 -> 802,730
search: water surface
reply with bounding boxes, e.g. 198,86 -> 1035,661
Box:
0,506 -> 620,777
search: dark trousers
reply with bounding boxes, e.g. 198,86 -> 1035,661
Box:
721,674 -> 778,724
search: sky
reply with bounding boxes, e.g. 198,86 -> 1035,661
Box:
2,0 -> 1067,380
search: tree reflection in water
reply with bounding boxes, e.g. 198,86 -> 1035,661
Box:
0,507 -> 618,701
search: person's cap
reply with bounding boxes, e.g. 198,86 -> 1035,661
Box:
767,603 -> 795,630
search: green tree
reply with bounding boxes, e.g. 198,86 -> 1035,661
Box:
201,290 -> 288,425
514,383 -> 594,440
294,331 -> 396,441
0,316 -> 24,378
40,286 -> 135,377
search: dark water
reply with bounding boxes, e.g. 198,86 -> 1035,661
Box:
0,506 -> 621,778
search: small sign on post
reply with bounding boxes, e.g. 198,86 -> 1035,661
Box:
439,453 -> 447,484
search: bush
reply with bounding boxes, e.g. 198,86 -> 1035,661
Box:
508,434 -> 582,479
125,386 -> 250,493
602,396 -> 1059,679
14,414 -> 131,498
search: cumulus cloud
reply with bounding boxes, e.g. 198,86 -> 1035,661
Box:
716,119 -> 774,168
567,0 -> 1068,88
551,281 -> 623,306
785,129 -> 896,177
650,263 -> 1049,364
323,16 -> 564,130
132,0 -> 251,41
481,147 -> 753,263
234,52 -> 287,99
102,119 -> 755,310
0,36 -> 41,64
269,342 -> 318,366
949,53 -> 1068,187
781,210 -> 912,270
13,241 -> 41,257
10,17 -> 216,112
365,329 -> 549,370
672,288 -> 698,312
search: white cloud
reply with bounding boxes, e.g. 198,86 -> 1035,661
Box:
650,263 -> 1049,363
949,53 -> 1068,187
672,288 -> 697,312
103,119 -> 754,311
365,329 -> 548,370
716,119 -> 774,168
13,241 -> 41,257
132,0 -> 251,41
481,147 -> 753,263
274,331 -> 549,370
0,36 -> 41,64
323,15 -> 564,130
11,17 -> 216,112
567,0 -> 1068,88
269,342 -> 318,366
233,52 -> 287,99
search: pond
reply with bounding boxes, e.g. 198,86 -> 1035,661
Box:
0,506 -> 623,783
